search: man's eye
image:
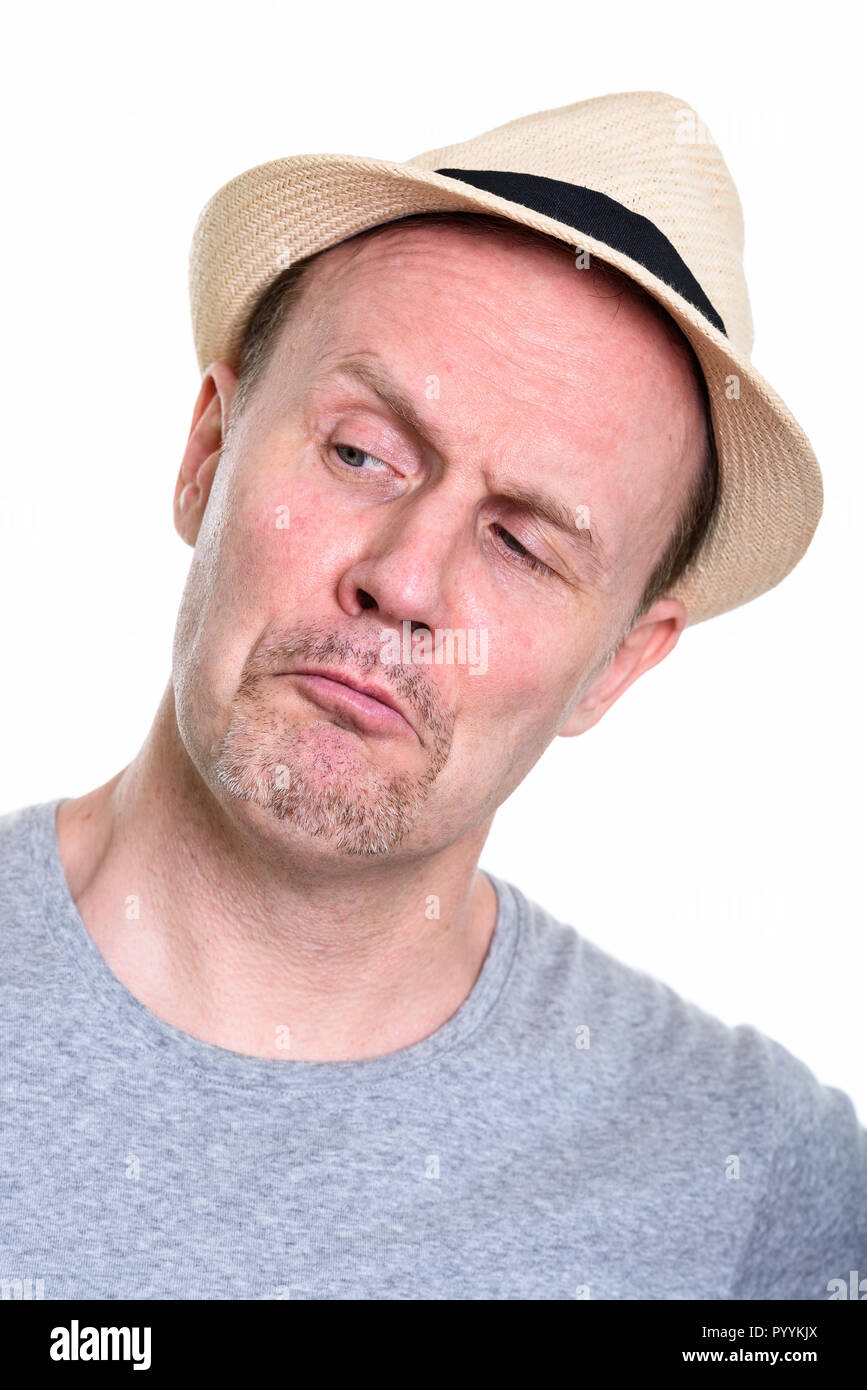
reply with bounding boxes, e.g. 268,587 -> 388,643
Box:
333,443 -> 388,471
492,524 -> 551,576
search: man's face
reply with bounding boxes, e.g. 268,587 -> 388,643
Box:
172,223 -> 706,857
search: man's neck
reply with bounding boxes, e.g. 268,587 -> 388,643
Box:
54,683 -> 498,1062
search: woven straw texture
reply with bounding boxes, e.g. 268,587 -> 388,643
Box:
189,90 -> 823,627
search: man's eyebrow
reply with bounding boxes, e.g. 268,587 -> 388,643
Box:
313,354 -> 613,579
312,355 -> 445,447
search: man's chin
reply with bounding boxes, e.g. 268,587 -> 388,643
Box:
211,723 -> 432,857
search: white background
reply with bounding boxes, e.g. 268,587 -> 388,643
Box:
2,3 -> 864,1117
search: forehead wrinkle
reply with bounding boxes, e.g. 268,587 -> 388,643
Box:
301,245 -> 626,451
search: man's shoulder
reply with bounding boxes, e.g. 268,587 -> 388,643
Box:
0,798 -> 65,989
504,872 -> 767,1057
0,798 -> 52,888
501,874 -> 864,1140
501,877 -> 867,1294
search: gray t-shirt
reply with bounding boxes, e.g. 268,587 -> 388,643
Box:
1,797 -> 865,1300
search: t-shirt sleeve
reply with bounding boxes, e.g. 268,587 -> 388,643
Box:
730,1032 -> 867,1299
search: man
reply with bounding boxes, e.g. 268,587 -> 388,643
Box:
1,91 -> 864,1301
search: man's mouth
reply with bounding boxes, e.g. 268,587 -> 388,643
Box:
277,666 -> 418,740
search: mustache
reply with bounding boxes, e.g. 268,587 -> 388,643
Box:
238,621 -> 454,746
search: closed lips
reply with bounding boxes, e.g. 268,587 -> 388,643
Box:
285,667 -> 416,737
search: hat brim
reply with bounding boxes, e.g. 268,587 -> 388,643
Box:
189,155 -> 823,627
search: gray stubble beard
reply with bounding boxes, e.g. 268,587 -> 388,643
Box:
212,626 -> 454,856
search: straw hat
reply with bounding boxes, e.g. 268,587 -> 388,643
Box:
188,90 -> 822,626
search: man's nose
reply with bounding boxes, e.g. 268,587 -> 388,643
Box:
335,497 -> 463,633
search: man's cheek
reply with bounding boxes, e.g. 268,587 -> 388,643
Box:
484,633 -> 550,693
250,495 -> 357,600
229,486 -> 314,573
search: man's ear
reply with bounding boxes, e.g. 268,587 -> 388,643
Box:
559,597 -> 687,738
174,361 -> 239,547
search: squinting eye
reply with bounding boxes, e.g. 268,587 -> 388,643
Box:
492,523 -> 552,577
333,443 -> 388,471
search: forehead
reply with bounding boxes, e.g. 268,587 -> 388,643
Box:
267,222 -> 706,575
